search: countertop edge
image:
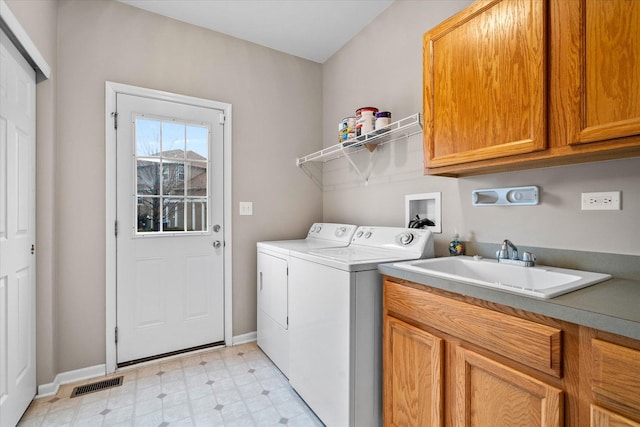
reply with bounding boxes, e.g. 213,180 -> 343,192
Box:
379,263 -> 640,341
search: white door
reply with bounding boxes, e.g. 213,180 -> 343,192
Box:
116,93 -> 225,364
0,28 -> 37,427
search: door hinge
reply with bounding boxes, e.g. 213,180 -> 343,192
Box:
112,112 -> 118,129
115,327 -> 118,344
114,220 -> 118,237
218,113 -> 225,125
286,267 -> 289,276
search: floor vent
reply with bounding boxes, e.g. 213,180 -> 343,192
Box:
70,376 -> 123,398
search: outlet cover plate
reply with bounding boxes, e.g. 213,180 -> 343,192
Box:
581,191 -> 621,210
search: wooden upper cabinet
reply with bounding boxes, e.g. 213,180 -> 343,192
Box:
424,0 -> 640,176
423,0 -> 547,169
559,0 -> 640,146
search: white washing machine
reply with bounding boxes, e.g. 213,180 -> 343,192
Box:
256,223 -> 357,378
288,226 -> 435,427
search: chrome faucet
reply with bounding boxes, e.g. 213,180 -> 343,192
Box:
497,239 -> 536,267
499,239 -> 518,260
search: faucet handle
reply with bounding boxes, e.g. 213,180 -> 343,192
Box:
522,252 -> 536,262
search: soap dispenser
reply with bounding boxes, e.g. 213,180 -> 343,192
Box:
449,231 -> 465,256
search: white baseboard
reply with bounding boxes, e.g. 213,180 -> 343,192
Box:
36,364 -> 106,398
36,334 -> 256,399
232,331 -> 257,345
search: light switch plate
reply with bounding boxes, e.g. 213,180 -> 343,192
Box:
239,201 -> 253,216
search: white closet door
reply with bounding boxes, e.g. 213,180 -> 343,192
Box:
0,27 -> 37,427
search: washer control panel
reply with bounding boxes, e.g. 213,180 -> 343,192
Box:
350,226 -> 434,258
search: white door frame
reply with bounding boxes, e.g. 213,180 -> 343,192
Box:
104,81 -> 233,374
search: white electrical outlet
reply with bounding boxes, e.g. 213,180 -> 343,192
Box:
239,201 -> 253,216
581,191 -> 621,211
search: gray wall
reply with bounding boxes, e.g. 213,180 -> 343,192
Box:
322,0 -> 640,257
7,0 -> 322,378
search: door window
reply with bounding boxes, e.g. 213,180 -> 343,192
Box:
134,116 -> 209,233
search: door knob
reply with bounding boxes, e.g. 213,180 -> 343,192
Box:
213,240 -> 222,248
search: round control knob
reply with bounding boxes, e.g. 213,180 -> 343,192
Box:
399,233 -> 414,245
356,230 -> 364,238
315,225 -> 322,233
310,225 -> 317,233
335,227 -> 346,237
364,231 -> 372,239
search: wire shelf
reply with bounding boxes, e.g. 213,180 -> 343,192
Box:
296,113 -> 423,166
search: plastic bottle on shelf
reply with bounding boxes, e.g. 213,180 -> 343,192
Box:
449,231 -> 465,256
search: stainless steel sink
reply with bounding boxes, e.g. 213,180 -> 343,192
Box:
392,256 -> 612,298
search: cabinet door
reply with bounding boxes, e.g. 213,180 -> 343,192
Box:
453,346 -> 563,427
591,339 -> 640,416
563,0 -> 640,145
591,405 -> 640,427
383,316 -> 443,427
423,0 -> 547,169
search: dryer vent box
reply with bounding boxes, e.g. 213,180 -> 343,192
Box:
405,192 -> 441,233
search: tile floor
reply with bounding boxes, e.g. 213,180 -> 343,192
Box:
18,342 -> 325,427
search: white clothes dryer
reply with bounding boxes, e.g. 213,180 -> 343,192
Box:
256,223 -> 357,378
288,226 -> 434,427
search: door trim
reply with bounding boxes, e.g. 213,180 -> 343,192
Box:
0,0 -> 51,80
104,81 -> 233,374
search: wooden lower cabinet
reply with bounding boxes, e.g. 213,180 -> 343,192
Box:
383,277 -> 640,426
384,317 -> 444,427
591,405 -> 640,427
453,346 -> 563,427
584,332 -> 640,427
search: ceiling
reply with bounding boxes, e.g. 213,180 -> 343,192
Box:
118,0 -> 394,63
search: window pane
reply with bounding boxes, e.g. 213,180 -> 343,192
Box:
134,118 -> 209,235
137,160 -> 160,195
162,122 -> 185,158
137,197 -> 161,232
186,161 -> 207,196
136,118 -> 161,157
187,199 -> 207,231
186,125 -> 208,160
162,160 -> 185,196
163,198 -> 184,231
